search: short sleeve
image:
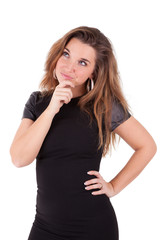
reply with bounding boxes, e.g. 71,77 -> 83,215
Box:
22,91 -> 39,121
111,100 -> 131,132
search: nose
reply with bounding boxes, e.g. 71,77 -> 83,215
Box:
65,61 -> 76,73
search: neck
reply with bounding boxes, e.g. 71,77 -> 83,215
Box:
72,85 -> 87,98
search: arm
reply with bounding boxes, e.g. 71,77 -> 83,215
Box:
10,108 -> 56,168
85,116 -> 157,197
109,116 -> 157,196
10,81 -> 75,168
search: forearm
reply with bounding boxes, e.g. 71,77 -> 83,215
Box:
10,108 -> 56,167
110,143 -> 157,196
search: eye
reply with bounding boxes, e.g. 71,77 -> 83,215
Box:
79,60 -> 87,66
62,51 -> 69,58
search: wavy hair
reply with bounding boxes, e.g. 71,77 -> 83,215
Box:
39,26 -> 132,157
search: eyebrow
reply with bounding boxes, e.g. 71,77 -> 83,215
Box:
64,47 -> 91,64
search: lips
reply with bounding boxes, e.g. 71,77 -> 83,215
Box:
61,73 -> 73,80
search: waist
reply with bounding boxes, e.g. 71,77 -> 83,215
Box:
36,189 -> 111,221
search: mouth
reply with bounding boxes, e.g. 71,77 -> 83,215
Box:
61,73 -> 73,80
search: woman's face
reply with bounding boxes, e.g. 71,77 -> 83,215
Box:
55,38 -> 96,94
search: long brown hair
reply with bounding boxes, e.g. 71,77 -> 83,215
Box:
39,26 -> 132,157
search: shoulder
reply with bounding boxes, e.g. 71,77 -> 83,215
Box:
111,99 -> 131,132
28,90 -> 42,101
25,91 -> 40,104
26,91 -> 51,105
22,91 -> 51,121
112,100 -> 131,117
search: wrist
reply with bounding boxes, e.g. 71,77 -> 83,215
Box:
44,107 -> 57,119
107,181 -> 117,198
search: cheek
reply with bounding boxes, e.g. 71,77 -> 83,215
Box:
56,58 -> 64,70
77,69 -> 92,80
78,71 -> 87,79
56,56 -> 70,71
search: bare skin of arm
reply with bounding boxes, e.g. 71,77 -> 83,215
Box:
84,116 -> 157,197
10,80 -> 75,168
10,111 -> 55,168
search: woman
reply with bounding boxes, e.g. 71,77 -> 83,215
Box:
10,26 -> 157,240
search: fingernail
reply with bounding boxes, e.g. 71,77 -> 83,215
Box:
87,171 -> 91,174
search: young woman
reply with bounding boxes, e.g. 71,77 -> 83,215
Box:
10,26 -> 157,240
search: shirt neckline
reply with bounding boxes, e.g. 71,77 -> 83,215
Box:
71,92 -> 86,100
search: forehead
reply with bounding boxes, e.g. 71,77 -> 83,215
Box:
65,38 -> 96,61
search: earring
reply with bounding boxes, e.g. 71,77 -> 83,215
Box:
53,69 -> 57,79
86,78 -> 94,92
90,78 -> 94,90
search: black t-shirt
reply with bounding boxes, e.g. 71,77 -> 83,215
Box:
22,91 -> 131,131
22,91 -> 131,238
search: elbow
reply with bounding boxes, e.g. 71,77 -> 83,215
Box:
134,138 -> 157,165
10,156 -> 29,168
140,138 -> 157,160
10,151 -> 21,168
10,147 -> 25,168
12,160 -> 23,168
10,154 -> 35,168
10,158 -> 21,168
151,140 -> 157,157
148,137 -> 157,157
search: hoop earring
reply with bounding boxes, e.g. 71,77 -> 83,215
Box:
87,78 -> 94,92
53,69 -> 57,80
86,78 -> 94,92
90,78 -> 94,90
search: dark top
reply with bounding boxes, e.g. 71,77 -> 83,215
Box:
22,91 -> 131,240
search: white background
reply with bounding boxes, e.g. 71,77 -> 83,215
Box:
0,0 -> 159,239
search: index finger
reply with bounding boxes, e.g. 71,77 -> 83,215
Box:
59,80 -> 75,88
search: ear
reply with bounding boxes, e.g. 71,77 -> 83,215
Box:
89,73 -> 94,79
